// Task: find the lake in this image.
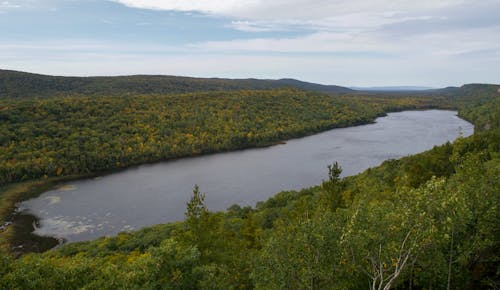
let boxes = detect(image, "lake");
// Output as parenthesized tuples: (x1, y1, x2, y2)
(18, 110, 473, 242)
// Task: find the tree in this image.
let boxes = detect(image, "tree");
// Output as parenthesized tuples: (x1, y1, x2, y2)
(185, 184, 207, 222)
(321, 161, 346, 211)
(183, 185, 209, 247)
(328, 161, 342, 184)
(253, 211, 346, 289)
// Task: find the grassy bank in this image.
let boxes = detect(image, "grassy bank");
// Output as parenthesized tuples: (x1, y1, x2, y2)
(0, 174, 96, 255)
(0, 179, 60, 253)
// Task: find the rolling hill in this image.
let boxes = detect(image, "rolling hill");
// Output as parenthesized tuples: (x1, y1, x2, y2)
(0, 69, 353, 98)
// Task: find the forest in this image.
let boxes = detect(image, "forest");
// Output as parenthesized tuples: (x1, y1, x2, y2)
(0, 88, 443, 187)
(0, 82, 498, 289)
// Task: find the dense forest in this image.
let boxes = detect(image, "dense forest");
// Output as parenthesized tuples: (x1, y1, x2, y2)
(0, 88, 441, 187)
(0, 81, 498, 289)
(0, 70, 352, 98)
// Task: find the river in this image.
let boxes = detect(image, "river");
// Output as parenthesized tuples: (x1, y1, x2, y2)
(18, 110, 473, 242)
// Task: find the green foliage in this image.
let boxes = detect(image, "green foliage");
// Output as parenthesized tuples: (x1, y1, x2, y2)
(459, 97, 500, 131)
(320, 162, 347, 211)
(185, 185, 208, 223)
(0, 88, 433, 187)
(0, 239, 202, 289)
(1, 86, 498, 288)
(327, 161, 342, 183)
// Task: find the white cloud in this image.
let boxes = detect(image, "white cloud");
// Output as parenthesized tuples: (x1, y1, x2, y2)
(110, 0, 261, 16)
(0, 0, 21, 11)
(0, 0, 38, 9)
(108, 0, 479, 40)
(0, 0, 47, 13)
(110, 0, 467, 20)
(191, 24, 500, 57)
(190, 32, 383, 53)
(228, 21, 285, 32)
(225, 13, 437, 33)
(408, 26, 500, 57)
(1, 1, 19, 8)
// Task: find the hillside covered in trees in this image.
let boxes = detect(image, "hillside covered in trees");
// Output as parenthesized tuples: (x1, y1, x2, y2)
(0, 80, 498, 289)
(0, 70, 353, 98)
(0, 88, 444, 187)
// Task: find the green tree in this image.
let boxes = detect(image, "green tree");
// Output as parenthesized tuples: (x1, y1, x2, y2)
(320, 161, 346, 211)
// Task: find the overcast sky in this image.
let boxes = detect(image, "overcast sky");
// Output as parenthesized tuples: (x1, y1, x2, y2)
(1, 0, 499, 87)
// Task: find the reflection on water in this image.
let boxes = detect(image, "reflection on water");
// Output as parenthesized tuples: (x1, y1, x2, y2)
(19, 110, 473, 242)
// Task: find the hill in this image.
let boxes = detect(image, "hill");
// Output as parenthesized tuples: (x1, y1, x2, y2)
(350, 86, 436, 91)
(0, 69, 353, 98)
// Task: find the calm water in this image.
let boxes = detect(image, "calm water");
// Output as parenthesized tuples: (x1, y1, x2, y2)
(18, 110, 473, 242)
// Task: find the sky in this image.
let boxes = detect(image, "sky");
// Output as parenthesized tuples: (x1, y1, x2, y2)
(1, 0, 499, 87)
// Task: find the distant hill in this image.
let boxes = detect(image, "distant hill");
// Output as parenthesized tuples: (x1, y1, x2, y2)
(350, 86, 436, 92)
(0, 69, 353, 98)
(2, 69, 497, 99)
(352, 83, 500, 101)
(273, 78, 353, 94)
(428, 83, 500, 101)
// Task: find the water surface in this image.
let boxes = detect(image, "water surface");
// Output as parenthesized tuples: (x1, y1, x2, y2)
(19, 110, 473, 242)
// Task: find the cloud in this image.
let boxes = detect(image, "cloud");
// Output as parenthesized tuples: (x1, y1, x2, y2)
(228, 21, 285, 32)
(0, 0, 22, 12)
(191, 24, 500, 57)
(109, 0, 493, 40)
(190, 32, 383, 53)
(1, 1, 20, 8)
(110, 0, 260, 16)
(0, 0, 53, 12)
(225, 13, 437, 33)
(110, 0, 466, 20)
(0, 0, 38, 9)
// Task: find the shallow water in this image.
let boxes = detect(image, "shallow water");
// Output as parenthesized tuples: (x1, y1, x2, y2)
(18, 110, 473, 242)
